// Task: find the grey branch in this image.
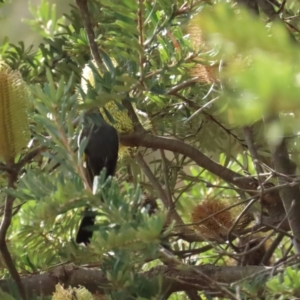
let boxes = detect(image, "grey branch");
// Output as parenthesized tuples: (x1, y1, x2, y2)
(0, 264, 270, 298)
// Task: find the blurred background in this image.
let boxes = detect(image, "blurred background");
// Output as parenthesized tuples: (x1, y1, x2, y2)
(0, 0, 72, 46)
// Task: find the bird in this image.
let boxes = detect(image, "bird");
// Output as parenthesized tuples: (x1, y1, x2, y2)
(76, 115, 119, 245)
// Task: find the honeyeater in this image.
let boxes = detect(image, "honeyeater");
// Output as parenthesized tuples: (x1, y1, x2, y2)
(76, 114, 119, 245)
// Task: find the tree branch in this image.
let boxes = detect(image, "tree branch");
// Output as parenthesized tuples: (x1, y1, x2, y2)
(270, 137, 300, 253)
(257, 0, 279, 20)
(236, 0, 259, 15)
(185, 290, 202, 300)
(120, 130, 287, 228)
(243, 126, 264, 175)
(135, 152, 203, 242)
(0, 169, 27, 300)
(135, 152, 171, 209)
(15, 145, 47, 172)
(75, 0, 103, 68)
(0, 263, 270, 298)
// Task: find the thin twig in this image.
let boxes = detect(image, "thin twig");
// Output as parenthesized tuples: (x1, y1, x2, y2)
(185, 96, 219, 123)
(134, 153, 200, 241)
(150, 125, 174, 209)
(159, 247, 238, 300)
(243, 126, 264, 175)
(261, 232, 284, 265)
(166, 77, 200, 95)
(173, 245, 213, 257)
(15, 145, 47, 171)
(242, 126, 266, 225)
(159, 148, 173, 207)
(137, 0, 145, 84)
(75, 0, 102, 68)
(135, 152, 170, 208)
(277, 0, 286, 14)
(0, 168, 27, 300)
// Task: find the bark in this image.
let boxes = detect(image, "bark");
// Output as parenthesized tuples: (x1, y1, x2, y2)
(257, 0, 279, 20)
(0, 264, 268, 298)
(271, 138, 300, 253)
(236, 0, 259, 15)
(120, 129, 288, 230)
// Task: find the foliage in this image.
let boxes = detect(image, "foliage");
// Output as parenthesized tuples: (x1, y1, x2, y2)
(266, 266, 300, 299)
(0, 0, 300, 299)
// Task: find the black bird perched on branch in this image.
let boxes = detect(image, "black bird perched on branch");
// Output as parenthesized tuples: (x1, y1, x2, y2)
(76, 114, 119, 245)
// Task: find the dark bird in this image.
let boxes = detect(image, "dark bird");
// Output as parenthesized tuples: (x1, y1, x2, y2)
(76, 117, 119, 245)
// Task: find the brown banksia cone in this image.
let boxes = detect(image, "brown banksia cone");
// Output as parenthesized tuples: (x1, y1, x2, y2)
(187, 23, 218, 84)
(191, 199, 233, 240)
(0, 62, 30, 164)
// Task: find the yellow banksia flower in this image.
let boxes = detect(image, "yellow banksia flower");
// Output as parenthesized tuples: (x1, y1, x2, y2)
(100, 100, 134, 134)
(81, 62, 134, 134)
(52, 284, 99, 300)
(81, 61, 145, 160)
(0, 62, 30, 163)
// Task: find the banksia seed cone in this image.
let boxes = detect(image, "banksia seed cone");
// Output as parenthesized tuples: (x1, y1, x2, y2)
(0, 62, 30, 163)
(191, 199, 233, 240)
(187, 23, 218, 84)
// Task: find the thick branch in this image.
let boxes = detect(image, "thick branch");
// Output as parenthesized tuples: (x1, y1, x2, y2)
(0, 264, 269, 298)
(271, 138, 300, 252)
(123, 133, 248, 188)
(120, 130, 286, 227)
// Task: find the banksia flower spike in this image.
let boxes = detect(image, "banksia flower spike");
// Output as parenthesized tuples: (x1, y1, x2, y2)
(81, 61, 146, 160)
(81, 62, 134, 134)
(52, 283, 96, 300)
(0, 62, 30, 164)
